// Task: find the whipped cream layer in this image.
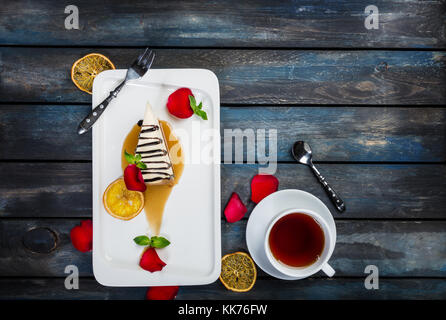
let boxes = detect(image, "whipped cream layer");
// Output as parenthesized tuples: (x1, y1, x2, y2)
(135, 102, 174, 185)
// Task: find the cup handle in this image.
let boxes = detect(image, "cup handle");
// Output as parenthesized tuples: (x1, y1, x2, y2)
(321, 263, 335, 277)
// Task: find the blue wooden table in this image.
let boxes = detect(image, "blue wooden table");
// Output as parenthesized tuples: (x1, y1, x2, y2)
(0, 0, 445, 300)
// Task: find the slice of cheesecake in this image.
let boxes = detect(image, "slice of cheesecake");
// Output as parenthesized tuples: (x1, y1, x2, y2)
(135, 102, 174, 185)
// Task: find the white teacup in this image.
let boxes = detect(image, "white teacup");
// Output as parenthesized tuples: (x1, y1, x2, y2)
(264, 208, 335, 278)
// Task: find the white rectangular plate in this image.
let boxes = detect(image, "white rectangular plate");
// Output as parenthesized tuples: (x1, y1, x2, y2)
(92, 69, 221, 286)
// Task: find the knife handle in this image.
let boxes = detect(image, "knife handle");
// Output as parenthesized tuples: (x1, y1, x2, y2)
(77, 81, 125, 134)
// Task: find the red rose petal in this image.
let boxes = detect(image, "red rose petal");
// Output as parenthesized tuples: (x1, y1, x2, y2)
(146, 286, 179, 300)
(70, 219, 93, 252)
(224, 192, 247, 223)
(166, 88, 194, 119)
(139, 247, 167, 272)
(251, 174, 279, 203)
(124, 164, 147, 192)
(80, 220, 92, 236)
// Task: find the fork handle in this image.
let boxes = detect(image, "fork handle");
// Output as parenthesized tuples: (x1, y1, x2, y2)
(77, 81, 125, 134)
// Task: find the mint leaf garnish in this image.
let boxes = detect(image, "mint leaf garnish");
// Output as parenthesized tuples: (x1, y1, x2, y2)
(150, 236, 171, 248)
(133, 235, 150, 246)
(189, 95, 208, 120)
(124, 150, 135, 164)
(136, 162, 147, 170)
(133, 235, 170, 248)
(125, 150, 147, 169)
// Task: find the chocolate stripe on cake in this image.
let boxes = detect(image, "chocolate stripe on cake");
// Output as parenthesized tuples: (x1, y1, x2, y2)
(135, 102, 175, 185)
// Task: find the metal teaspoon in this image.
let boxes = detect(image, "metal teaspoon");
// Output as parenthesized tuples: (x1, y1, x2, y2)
(291, 141, 346, 213)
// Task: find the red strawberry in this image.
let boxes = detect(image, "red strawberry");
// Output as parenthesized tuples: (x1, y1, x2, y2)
(251, 174, 279, 203)
(124, 164, 146, 192)
(224, 192, 247, 223)
(167, 88, 194, 119)
(139, 247, 166, 272)
(70, 219, 93, 252)
(146, 286, 179, 300)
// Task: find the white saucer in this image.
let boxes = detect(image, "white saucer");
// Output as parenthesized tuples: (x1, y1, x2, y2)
(246, 189, 336, 280)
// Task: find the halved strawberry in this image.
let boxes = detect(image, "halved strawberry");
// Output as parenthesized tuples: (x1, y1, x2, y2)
(139, 247, 166, 272)
(70, 219, 93, 252)
(124, 164, 146, 192)
(146, 286, 179, 300)
(251, 174, 279, 203)
(224, 192, 247, 223)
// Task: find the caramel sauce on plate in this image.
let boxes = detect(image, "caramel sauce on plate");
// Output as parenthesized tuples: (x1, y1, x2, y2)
(122, 120, 184, 235)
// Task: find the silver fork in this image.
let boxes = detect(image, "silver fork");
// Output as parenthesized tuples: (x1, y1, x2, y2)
(77, 48, 155, 134)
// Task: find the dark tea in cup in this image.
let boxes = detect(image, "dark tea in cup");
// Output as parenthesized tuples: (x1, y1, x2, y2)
(268, 213, 325, 267)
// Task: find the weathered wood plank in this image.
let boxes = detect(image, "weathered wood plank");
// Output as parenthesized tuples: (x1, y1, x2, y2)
(1, 105, 445, 162)
(0, 163, 91, 218)
(222, 107, 446, 162)
(221, 164, 446, 219)
(222, 219, 446, 278)
(0, 219, 445, 277)
(0, 277, 445, 300)
(1, 48, 445, 105)
(0, 105, 91, 160)
(1, 0, 444, 48)
(1, 163, 445, 219)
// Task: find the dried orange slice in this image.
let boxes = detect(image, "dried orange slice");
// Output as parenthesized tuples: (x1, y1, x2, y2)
(71, 53, 115, 94)
(103, 178, 144, 220)
(220, 252, 257, 292)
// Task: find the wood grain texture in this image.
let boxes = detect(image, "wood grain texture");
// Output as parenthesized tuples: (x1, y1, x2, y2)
(0, 278, 445, 300)
(0, 105, 91, 160)
(0, 163, 91, 218)
(0, 218, 445, 278)
(1, 0, 445, 48)
(221, 164, 446, 219)
(1, 48, 445, 105)
(0, 0, 445, 302)
(221, 106, 446, 162)
(1, 105, 445, 162)
(1, 163, 445, 219)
